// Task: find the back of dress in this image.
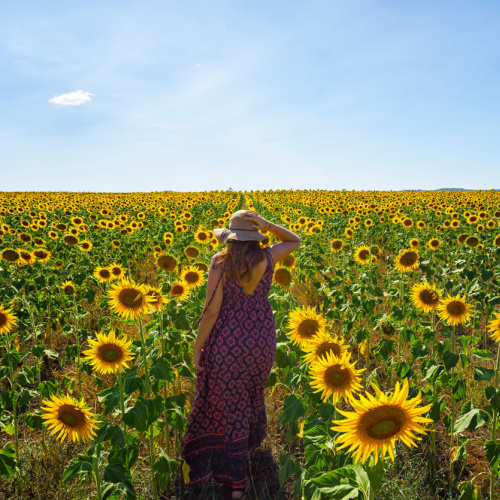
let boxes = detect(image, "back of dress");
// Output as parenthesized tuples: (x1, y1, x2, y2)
(182, 247, 277, 489)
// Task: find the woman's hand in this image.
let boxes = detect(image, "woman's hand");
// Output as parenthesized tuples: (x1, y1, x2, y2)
(193, 348, 205, 372)
(243, 211, 270, 230)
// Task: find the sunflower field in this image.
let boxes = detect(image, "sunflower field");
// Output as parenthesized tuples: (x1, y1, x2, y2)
(1, 190, 500, 500)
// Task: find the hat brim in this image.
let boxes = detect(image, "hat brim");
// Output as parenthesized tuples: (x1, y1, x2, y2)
(213, 227, 268, 243)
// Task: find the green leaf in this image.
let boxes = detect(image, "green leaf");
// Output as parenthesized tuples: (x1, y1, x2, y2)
(443, 352, 459, 371)
(429, 398, 446, 423)
(103, 464, 130, 484)
(98, 386, 121, 415)
(277, 395, 307, 425)
(474, 366, 495, 382)
(458, 480, 481, 500)
(454, 403, 488, 433)
(63, 454, 93, 483)
(485, 386, 500, 412)
(484, 440, 500, 471)
(123, 401, 148, 433)
(452, 435, 468, 462)
(0, 443, 16, 480)
(471, 348, 493, 361)
(26, 413, 44, 431)
(153, 452, 179, 490)
(452, 379, 467, 401)
(150, 357, 175, 382)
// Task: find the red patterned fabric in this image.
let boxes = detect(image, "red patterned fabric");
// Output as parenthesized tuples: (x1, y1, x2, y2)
(181, 248, 276, 488)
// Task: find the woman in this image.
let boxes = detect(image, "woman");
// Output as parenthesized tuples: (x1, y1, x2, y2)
(181, 209, 301, 500)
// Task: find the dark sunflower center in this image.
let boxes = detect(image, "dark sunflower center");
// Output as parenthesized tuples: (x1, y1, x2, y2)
(58, 405, 85, 428)
(400, 252, 418, 267)
(99, 270, 111, 279)
(184, 272, 200, 284)
(325, 365, 349, 387)
(358, 249, 370, 261)
(97, 344, 123, 362)
(111, 267, 122, 276)
(282, 256, 295, 267)
(316, 342, 341, 358)
(172, 285, 184, 295)
(447, 301, 465, 316)
(198, 233, 207, 241)
(420, 289, 439, 305)
(0, 313, 7, 327)
(158, 255, 176, 271)
(186, 248, 199, 257)
(64, 236, 78, 245)
(362, 406, 405, 440)
(118, 289, 143, 310)
(3, 250, 19, 261)
(466, 237, 479, 247)
(275, 268, 291, 286)
(298, 319, 320, 339)
(431, 240, 439, 247)
(332, 241, 342, 250)
(64, 286, 74, 295)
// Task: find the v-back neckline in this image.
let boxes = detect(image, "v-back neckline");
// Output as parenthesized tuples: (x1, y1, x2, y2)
(235, 256, 269, 296)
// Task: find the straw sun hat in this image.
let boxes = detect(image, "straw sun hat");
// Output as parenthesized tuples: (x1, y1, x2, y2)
(213, 210, 269, 243)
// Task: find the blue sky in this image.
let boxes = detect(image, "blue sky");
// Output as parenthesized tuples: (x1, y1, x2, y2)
(1, 0, 499, 191)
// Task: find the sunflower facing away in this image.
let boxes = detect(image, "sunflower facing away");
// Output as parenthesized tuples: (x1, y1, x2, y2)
(157, 253, 177, 272)
(309, 351, 364, 405)
(410, 282, 442, 314)
(273, 267, 292, 287)
(437, 293, 474, 326)
(82, 329, 134, 374)
(169, 280, 192, 302)
(0, 304, 18, 335)
(331, 378, 433, 465)
(394, 249, 419, 273)
(287, 306, 327, 348)
(488, 312, 500, 342)
(41, 394, 100, 443)
(107, 278, 152, 320)
(180, 266, 205, 289)
(301, 331, 348, 365)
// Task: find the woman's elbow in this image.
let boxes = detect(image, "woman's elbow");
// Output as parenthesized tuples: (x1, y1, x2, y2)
(205, 306, 220, 319)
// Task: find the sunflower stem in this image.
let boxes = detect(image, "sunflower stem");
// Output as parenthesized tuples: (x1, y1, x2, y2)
(117, 371, 128, 447)
(430, 311, 437, 472)
(93, 455, 102, 500)
(490, 346, 500, 500)
(449, 325, 456, 494)
(6, 332, 21, 499)
(158, 310, 170, 453)
(73, 296, 82, 398)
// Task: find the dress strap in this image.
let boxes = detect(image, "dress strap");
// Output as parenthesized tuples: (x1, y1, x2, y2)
(185, 267, 224, 336)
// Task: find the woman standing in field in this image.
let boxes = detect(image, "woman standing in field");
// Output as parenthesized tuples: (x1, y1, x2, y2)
(181, 209, 301, 499)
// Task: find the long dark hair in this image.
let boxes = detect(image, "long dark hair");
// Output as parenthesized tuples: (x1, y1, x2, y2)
(215, 240, 266, 283)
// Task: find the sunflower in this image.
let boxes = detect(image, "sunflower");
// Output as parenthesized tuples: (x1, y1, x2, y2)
(330, 239, 344, 253)
(107, 278, 152, 320)
(109, 262, 124, 279)
(331, 378, 433, 465)
(79, 240, 92, 252)
(61, 281, 76, 296)
(193, 261, 208, 272)
(180, 266, 205, 289)
(394, 249, 419, 273)
(309, 351, 364, 404)
(169, 280, 191, 302)
(280, 254, 297, 269)
(410, 282, 442, 314)
(144, 285, 166, 311)
(457, 233, 469, 244)
(302, 331, 348, 365)
(354, 246, 374, 265)
(273, 267, 292, 287)
(409, 238, 419, 249)
(19, 250, 35, 265)
(194, 229, 210, 245)
(465, 235, 480, 247)
(157, 253, 177, 272)
(0, 305, 18, 335)
(48, 231, 59, 240)
(41, 394, 100, 443)
(437, 293, 473, 326)
(82, 330, 134, 374)
(111, 240, 121, 248)
(184, 246, 200, 259)
(345, 228, 354, 238)
(63, 234, 79, 246)
(487, 312, 500, 342)
(1, 248, 20, 263)
(426, 238, 440, 250)
(494, 234, 500, 247)
(93, 266, 113, 283)
(33, 249, 51, 263)
(287, 306, 327, 348)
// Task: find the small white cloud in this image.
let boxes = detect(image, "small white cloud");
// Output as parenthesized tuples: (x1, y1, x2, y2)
(49, 90, 94, 106)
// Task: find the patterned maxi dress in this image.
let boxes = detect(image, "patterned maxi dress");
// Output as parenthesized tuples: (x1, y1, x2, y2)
(181, 248, 277, 489)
